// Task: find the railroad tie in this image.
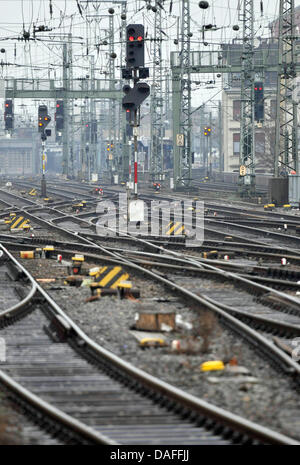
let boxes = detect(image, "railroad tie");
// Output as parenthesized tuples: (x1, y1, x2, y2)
(94, 266, 129, 289)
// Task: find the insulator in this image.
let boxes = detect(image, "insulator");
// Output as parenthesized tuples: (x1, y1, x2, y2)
(199, 1, 209, 9)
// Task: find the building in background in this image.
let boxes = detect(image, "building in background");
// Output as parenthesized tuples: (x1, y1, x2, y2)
(0, 128, 39, 176)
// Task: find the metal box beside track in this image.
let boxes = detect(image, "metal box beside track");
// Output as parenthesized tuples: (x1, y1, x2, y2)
(288, 175, 300, 207)
(269, 178, 288, 206)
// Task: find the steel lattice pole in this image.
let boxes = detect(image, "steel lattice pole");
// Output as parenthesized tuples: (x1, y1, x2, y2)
(239, 0, 255, 195)
(274, 0, 297, 177)
(150, 0, 164, 182)
(179, 0, 191, 187)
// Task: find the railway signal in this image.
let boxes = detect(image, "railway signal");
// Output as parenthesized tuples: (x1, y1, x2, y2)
(122, 82, 150, 123)
(38, 105, 51, 134)
(126, 24, 145, 68)
(4, 99, 13, 131)
(55, 100, 64, 132)
(254, 82, 264, 123)
(204, 126, 211, 136)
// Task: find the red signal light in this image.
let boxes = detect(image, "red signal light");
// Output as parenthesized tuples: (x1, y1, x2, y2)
(129, 36, 134, 41)
(86, 124, 89, 127)
(56, 104, 60, 108)
(5, 103, 9, 107)
(254, 87, 258, 90)
(259, 87, 262, 90)
(137, 36, 143, 41)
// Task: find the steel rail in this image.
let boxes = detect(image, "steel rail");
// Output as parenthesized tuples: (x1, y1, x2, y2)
(1, 243, 298, 445)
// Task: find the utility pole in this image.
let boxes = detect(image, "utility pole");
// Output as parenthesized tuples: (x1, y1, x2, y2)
(275, 0, 297, 176)
(209, 111, 212, 177)
(119, 5, 129, 182)
(239, 0, 255, 196)
(175, 0, 192, 189)
(150, 0, 164, 182)
(90, 55, 97, 177)
(62, 41, 70, 177)
(109, 17, 116, 182)
(68, 34, 74, 179)
(218, 100, 223, 172)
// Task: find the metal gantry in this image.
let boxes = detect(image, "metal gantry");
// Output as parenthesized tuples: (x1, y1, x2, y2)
(239, 0, 255, 195)
(275, 0, 298, 176)
(150, 0, 164, 182)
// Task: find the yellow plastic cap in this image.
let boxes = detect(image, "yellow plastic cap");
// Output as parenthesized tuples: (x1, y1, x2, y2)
(200, 360, 225, 371)
(140, 338, 165, 346)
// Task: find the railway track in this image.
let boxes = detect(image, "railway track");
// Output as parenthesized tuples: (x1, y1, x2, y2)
(2, 244, 297, 444)
(2, 181, 300, 441)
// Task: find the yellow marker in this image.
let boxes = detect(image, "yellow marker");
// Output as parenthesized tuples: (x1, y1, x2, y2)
(94, 266, 129, 289)
(283, 204, 291, 208)
(11, 217, 29, 229)
(200, 360, 225, 372)
(43, 246, 54, 252)
(72, 254, 84, 262)
(20, 251, 34, 259)
(140, 338, 165, 347)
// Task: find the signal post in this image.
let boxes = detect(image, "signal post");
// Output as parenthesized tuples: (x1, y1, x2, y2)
(122, 24, 150, 199)
(38, 105, 51, 197)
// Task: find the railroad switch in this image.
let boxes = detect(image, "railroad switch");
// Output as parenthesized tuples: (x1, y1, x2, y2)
(44, 314, 73, 343)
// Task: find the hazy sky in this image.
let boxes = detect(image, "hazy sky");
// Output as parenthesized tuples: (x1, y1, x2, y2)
(0, 0, 298, 116)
